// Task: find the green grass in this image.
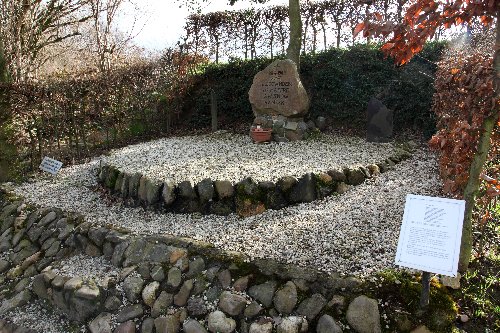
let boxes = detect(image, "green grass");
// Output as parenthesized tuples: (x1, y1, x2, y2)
(363, 270, 458, 332)
(454, 214, 500, 332)
(365, 225, 499, 333)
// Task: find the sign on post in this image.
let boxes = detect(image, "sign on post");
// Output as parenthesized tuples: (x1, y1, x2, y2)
(395, 194, 465, 277)
(395, 194, 465, 308)
(39, 156, 63, 175)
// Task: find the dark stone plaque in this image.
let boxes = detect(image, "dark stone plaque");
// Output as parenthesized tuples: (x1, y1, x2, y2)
(367, 97, 393, 143)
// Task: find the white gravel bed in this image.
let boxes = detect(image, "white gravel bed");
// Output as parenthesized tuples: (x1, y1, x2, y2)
(102, 132, 396, 183)
(50, 254, 119, 282)
(8, 139, 443, 277)
(0, 300, 83, 333)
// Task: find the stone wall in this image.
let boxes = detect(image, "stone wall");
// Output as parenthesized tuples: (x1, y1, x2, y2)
(0, 192, 385, 333)
(99, 148, 412, 217)
(0, 184, 454, 333)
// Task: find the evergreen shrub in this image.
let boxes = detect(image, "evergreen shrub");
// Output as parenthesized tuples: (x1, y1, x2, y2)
(180, 42, 445, 136)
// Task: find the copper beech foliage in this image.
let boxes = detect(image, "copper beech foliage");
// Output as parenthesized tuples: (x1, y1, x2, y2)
(428, 50, 499, 196)
(355, 0, 500, 65)
(356, 0, 499, 194)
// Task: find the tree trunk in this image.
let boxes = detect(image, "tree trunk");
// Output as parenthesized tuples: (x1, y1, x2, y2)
(322, 24, 327, 50)
(365, 5, 372, 44)
(251, 26, 258, 59)
(270, 30, 274, 58)
(397, 0, 403, 22)
(336, 24, 341, 48)
(0, 41, 8, 84)
(215, 35, 220, 64)
(458, 10, 500, 272)
(280, 29, 286, 55)
(0, 40, 15, 182)
(383, 0, 389, 21)
(494, 11, 500, 108)
(286, 0, 302, 70)
(244, 26, 248, 60)
(302, 17, 309, 54)
(312, 24, 317, 53)
(0, 42, 9, 118)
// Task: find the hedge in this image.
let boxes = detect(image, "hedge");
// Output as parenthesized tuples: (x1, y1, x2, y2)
(179, 42, 445, 137)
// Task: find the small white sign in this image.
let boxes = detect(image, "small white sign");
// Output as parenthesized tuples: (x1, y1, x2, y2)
(39, 156, 63, 175)
(395, 194, 465, 277)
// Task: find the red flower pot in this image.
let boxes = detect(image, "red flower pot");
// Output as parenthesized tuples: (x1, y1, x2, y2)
(250, 128, 272, 143)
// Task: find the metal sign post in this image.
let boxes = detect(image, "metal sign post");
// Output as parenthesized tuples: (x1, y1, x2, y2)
(420, 271, 431, 308)
(211, 90, 218, 132)
(395, 194, 466, 310)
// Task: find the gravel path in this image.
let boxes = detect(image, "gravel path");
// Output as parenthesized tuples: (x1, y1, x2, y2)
(10, 136, 443, 277)
(1, 300, 82, 333)
(102, 132, 395, 183)
(51, 254, 120, 282)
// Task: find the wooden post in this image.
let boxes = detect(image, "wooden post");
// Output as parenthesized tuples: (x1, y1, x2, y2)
(166, 108, 171, 134)
(420, 271, 431, 308)
(211, 90, 217, 132)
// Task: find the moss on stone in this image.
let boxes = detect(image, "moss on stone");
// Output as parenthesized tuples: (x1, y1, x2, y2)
(426, 282, 458, 331)
(367, 270, 458, 332)
(227, 260, 257, 279)
(98, 165, 109, 184)
(314, 173, 336, 199)
(105, 167, 120, 189)
(235, 177, 264, 202)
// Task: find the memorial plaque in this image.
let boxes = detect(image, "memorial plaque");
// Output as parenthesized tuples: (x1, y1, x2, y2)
(395, 194, 465, 277)
(249, 59, 309, 118)
(39, 156, 63, 175)
(367, 97, 393, 143)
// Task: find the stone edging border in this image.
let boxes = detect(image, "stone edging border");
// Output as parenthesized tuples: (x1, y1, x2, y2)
(0, 167, 451, 333)
(98, 147, 413, 217)
(0, 189, 383, 333)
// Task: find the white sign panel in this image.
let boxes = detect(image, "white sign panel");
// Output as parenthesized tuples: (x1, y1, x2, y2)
(395, 194, 465, 277)
(39, 156, 63, 175)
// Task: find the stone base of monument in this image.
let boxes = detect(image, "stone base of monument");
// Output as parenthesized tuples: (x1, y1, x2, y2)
(252, 114, 311, 142)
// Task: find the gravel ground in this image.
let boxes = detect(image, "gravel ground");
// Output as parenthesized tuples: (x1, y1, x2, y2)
(9, 135, 443, 277)
(51, 254, 120, 283)
(102, 132, 395, 183)
(1, 300, 83, 333)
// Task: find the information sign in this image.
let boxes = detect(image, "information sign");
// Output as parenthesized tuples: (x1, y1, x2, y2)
(395, 194, 465, 277)
(39, 156, 63, 175)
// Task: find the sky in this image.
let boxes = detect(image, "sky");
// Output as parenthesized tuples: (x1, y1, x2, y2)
(118, 0, 288, 52)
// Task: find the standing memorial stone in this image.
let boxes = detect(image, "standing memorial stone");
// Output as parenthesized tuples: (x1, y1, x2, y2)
(249, 59, 309, 117)
(366, 97, 393, 143)
(249, 59, 310, 141)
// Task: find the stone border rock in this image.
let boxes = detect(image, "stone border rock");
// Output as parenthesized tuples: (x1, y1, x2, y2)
(0, 192, 383, 333)
(0, 180, 447, 333)
(98, 148, 413, 217)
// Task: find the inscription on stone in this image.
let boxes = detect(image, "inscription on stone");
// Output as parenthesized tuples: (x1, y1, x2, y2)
(249, 59, 309, 118)
(261, 66, 291, 107)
